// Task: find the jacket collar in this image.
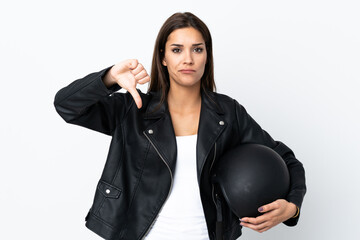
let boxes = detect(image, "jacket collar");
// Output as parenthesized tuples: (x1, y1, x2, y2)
(196, 90, 226, 182)
(142, 89, 227, 183)
(143, 89, 224, 119)
(143, 91, 166, 120)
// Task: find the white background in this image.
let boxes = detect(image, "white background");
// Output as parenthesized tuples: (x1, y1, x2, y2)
(1, 0, 359, 239)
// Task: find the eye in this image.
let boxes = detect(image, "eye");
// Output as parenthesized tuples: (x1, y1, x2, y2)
(194, 47, 204, 53)
(172, 48, 181, 53)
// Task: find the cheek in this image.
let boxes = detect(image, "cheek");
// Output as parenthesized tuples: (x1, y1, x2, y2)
(165, 61, 177, 78)
(168, 60, 180, 72)
(167, 63, 177, 74)
(199, 53, 207, 65)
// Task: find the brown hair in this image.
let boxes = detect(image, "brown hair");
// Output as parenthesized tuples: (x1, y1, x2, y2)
(148, 12, 216, 105)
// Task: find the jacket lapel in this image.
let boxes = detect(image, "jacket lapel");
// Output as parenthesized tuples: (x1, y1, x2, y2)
(143, 92, 177, 174)
(142, 90, 227, 180)
(196, 90, 227, 182)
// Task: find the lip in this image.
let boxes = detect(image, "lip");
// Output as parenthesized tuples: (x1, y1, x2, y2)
(179, 69, 196, 73)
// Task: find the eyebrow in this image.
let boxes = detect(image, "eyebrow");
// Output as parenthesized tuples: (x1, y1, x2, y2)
(170, 43, 205, 47)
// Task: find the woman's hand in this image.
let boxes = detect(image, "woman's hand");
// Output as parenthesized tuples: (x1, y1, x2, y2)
(103, 59, 150, 109)
(239, 199, 297, 233)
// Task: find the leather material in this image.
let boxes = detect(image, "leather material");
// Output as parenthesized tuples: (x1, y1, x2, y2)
(54, 67, 306, 240)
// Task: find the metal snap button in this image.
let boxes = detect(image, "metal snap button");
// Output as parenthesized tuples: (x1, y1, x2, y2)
(148, 129, 154, 134)
(219, 121, 224, 126)
(105, 189, 111, 194)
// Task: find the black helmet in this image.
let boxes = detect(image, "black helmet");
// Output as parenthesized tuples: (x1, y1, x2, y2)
(212, 144, 290, 218)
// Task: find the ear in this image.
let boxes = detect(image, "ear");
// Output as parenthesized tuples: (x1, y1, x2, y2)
(162, 58, 167, 66)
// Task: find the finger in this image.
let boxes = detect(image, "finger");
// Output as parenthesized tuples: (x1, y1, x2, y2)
(240, 221, 269, 232)
(138, 75, 151, 84)
(134, 69, 149, 81)
(259, 227, 271, 233)
(240, 215, 266, 225)
(128, 87, 142, 109)
(131, 63, 144, 76)
(258, 226, 271, 233)
(240, 217, 251, 223)
(125, 59, 139, 70)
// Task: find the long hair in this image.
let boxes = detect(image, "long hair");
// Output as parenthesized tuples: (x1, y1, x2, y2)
(148, 12, 216, 106)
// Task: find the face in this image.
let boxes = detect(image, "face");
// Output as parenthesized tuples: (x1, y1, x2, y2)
(162, 27, 207, 89)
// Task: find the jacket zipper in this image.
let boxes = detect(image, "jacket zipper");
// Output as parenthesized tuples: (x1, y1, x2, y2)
(209, 142, 222, 239)
(140, 131, 174, 240)
(209, 143, 217, 207)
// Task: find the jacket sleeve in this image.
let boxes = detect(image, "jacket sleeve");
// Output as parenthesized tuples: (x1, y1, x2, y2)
(234, 99, 306, 226)
(54, 67, 133, 136)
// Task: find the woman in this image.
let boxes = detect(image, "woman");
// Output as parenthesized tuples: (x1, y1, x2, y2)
(54, 12, 306, 240)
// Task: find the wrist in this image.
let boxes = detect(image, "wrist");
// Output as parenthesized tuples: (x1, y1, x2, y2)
(292, 205, 300, 218)
(103, 68, 117, 88)
(288, 201, 299, 218)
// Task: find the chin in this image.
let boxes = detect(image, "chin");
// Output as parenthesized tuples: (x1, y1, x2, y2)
(180, 74, 202, 84)
(178, 79, 201, 88)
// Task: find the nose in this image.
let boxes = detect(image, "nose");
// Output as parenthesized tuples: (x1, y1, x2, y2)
(183, 50, 194, 65)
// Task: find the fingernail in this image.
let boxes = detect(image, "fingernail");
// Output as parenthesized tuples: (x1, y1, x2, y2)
(258, 207, 264, 212)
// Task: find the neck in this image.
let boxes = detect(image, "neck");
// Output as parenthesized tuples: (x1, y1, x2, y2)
(167, 84, 201, 113)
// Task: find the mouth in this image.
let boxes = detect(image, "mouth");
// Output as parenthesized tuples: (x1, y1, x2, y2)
(179, 69, 196, 74)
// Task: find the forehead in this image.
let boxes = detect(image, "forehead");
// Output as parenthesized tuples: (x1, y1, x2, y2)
(166, 27, 205, 45)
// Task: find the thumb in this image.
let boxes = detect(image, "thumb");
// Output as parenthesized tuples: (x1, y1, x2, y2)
(258, 203, 272, 213)
(128, 87, 142, 109)
(258, 200, 280, 213)
(258, 205, 266, 213)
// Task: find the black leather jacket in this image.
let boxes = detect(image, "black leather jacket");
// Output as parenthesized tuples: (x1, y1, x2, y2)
(54, 67, 306, 240)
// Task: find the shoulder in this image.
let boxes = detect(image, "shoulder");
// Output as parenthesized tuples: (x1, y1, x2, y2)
(212, 91, 236, 103)
(210, 91, 246, 111)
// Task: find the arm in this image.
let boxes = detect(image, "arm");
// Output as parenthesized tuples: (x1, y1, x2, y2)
(54, 66, 123, 135)
(54, 59, 150, 135)
(234, 100, 306, 231)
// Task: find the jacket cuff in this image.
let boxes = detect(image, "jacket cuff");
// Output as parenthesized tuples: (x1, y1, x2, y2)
(98, 66, 121, 93)
(283, 205, 301, 226)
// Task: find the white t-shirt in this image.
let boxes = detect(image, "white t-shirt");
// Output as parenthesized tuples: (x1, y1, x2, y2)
(144, 134, 209, 240)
